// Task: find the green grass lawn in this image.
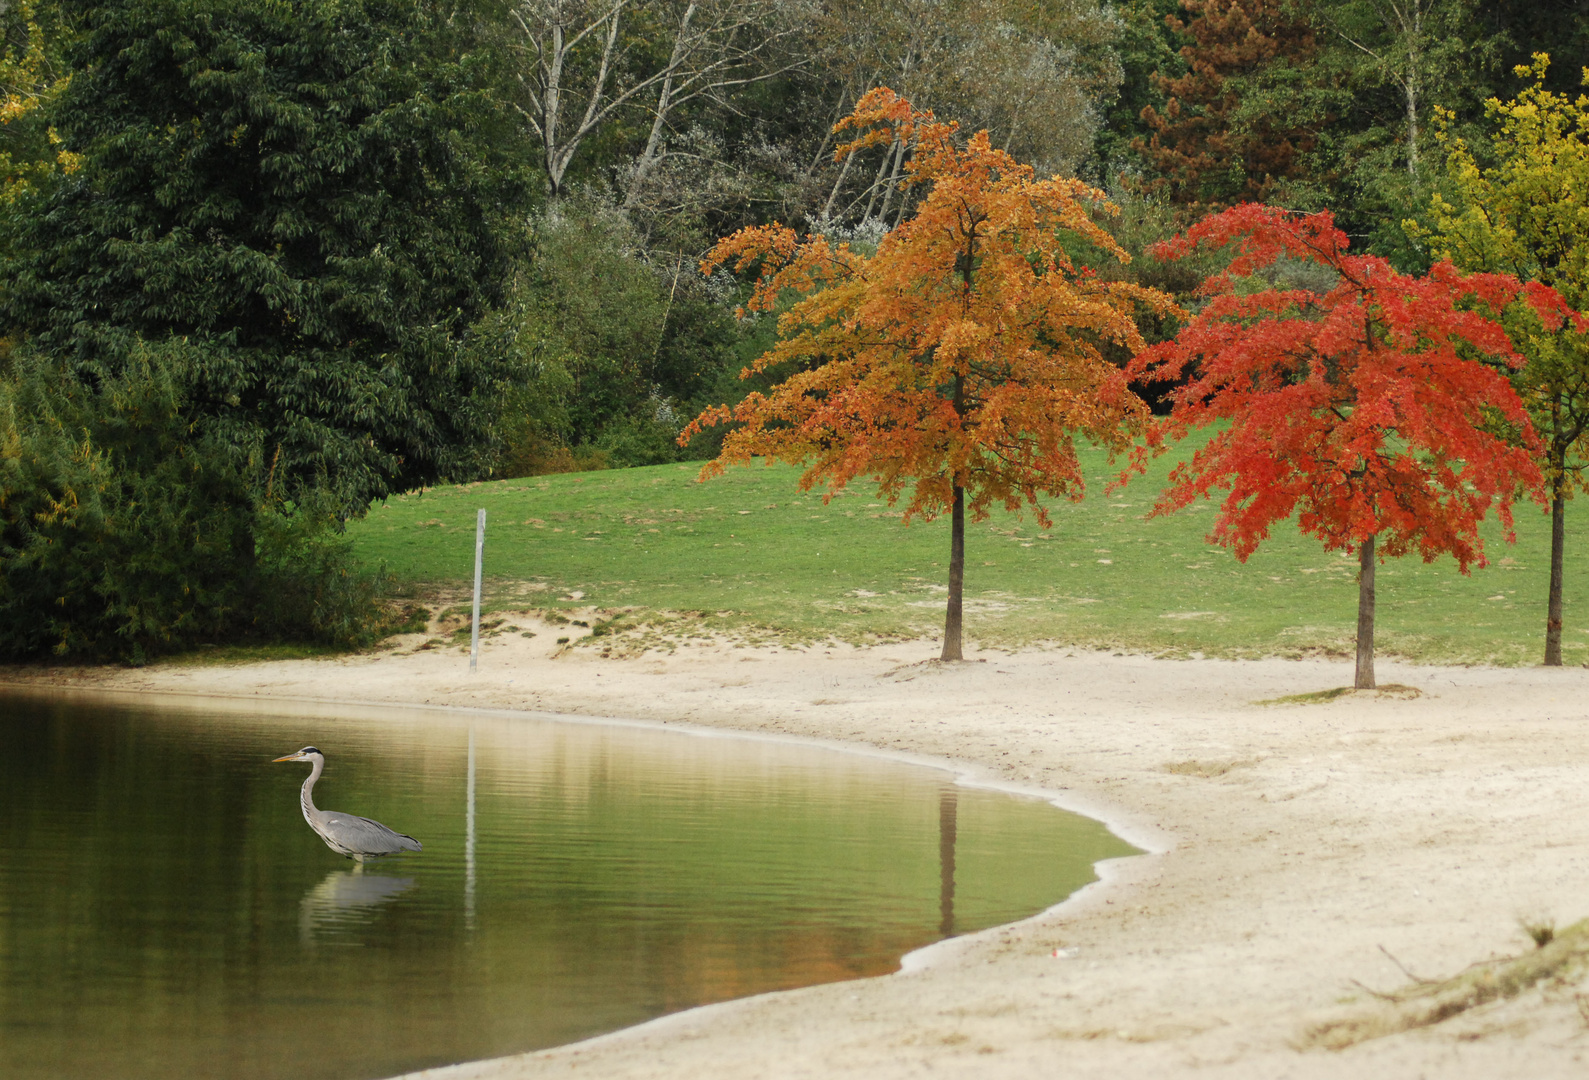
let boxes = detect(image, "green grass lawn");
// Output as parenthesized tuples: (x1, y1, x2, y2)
(347, 443, 1589, 666)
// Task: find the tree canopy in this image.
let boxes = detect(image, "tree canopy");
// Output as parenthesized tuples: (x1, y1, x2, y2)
(683, 88, 1175, 658)
(3, 0, 527, 509)
(5, 0, 1589, 658)
(1121, 203, 1559, 685)
(1419, 52, 1589, 663)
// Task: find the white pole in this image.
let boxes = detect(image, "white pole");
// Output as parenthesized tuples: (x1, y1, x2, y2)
(470, 509, 486, 672)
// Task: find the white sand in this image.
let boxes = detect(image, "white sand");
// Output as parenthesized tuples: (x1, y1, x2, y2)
(12, 620, 1589, 1078)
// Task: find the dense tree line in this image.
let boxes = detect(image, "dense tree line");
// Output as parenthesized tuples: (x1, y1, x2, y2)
(1, 0, 1586, 659)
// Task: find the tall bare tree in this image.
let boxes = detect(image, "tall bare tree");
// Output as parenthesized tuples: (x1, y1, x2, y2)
(511, 0, 803, 199)
(805, 0, 1120, 231)
(1325, 0, 1481, 179)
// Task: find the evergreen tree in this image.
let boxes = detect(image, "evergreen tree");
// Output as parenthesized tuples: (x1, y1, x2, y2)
(1136, 0, 1321, 210)
(1094, 0, 1186, 181)
(2, 0, 528, 509)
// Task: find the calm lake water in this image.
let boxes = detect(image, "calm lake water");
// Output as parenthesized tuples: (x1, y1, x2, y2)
(0, 689, 1135, 1080)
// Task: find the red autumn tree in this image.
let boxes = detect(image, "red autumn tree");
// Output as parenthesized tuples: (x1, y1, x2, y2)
(1119, 203, 1561, 688)
(681, 88, 1177, 661)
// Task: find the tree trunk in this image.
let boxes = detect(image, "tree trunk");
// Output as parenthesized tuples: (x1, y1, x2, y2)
(859, 136, 896, 223)
(1405, 0, 1422, 178)
(821, 148, 856, 220)
(525, 3, 627, 201)
(1355, 533, 1377, 689)
(623, 3, 695, 210)
(875, 135, 907, 225)
(941, 361, 968, 662)
(541, 22, 566, 198)
(942, 482, 965, 661)
(1405, 78, 1420, 177)
(1546, 478, 1567, 666)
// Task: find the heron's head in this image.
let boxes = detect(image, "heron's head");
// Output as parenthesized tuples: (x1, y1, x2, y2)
(273, 746, 322, 763)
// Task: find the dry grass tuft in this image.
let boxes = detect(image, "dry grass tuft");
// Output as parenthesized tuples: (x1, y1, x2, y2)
(1520, 915, 1557, 949)
(1301, 919, 1589, 1051)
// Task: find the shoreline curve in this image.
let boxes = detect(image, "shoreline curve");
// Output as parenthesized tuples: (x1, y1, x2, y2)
(4, 635, 1588, 1078)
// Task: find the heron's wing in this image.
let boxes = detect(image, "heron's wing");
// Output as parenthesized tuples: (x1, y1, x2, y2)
(320, 811, 423, 854)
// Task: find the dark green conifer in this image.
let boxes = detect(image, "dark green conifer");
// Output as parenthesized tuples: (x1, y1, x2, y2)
(4, 0, 527, 508)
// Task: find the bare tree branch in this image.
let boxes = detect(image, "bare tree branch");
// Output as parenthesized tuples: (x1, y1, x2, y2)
(512, 0, 809, 200)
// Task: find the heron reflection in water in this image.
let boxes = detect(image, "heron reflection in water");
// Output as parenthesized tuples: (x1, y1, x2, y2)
(273, 746, 422, 863)
(299, 868, 415, 942)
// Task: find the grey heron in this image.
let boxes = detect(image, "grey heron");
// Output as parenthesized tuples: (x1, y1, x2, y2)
(273, 747, 422, 862)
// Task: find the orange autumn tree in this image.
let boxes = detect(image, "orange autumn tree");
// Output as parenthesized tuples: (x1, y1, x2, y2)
(680, 88, 1176, 660)
(1119, 204, 1562, 688)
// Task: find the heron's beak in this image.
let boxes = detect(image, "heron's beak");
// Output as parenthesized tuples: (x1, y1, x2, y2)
(272, 753, 302, 762)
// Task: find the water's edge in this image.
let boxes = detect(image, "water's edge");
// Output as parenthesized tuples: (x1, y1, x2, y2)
(0, 680, 1172, 1078)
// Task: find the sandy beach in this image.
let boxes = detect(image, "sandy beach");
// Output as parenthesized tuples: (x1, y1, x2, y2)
(9, 617, 1589, 1079)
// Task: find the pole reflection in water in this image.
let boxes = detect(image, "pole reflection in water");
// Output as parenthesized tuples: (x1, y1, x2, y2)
(299, 869, 415, 942)
(0, 690, 1137, 1080)
(466, 724, 477, 931)
(939, 785, 957, 938)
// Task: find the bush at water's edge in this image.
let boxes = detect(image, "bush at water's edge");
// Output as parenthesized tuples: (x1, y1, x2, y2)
(0, 342, 392, 664)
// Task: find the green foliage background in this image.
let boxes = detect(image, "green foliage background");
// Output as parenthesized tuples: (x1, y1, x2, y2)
(2, 0, 1588, 659)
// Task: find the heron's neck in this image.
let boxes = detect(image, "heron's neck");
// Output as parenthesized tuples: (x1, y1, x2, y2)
(300, 756, 323, 819)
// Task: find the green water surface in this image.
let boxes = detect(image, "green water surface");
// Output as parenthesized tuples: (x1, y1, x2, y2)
(0, 690, 1136, 1080)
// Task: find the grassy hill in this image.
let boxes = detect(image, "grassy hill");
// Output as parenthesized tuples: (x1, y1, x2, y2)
(347, 444, 1588, 666)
